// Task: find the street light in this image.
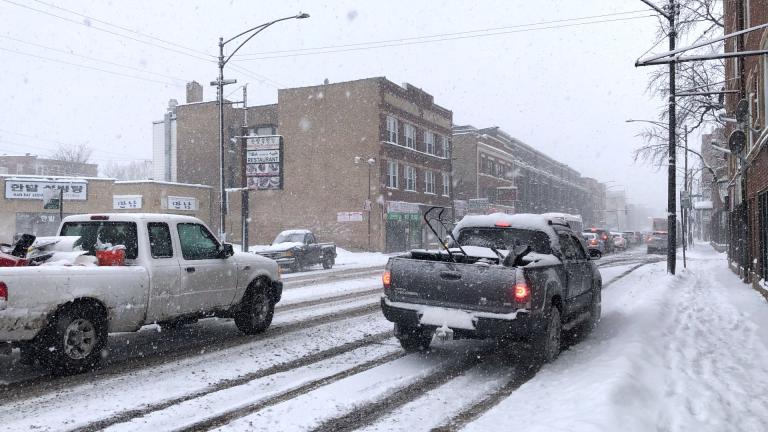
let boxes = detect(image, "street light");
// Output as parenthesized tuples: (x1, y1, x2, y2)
(625, 118, 669, 129)
(355, 156, 376, 250)
(211, 12, 310, 241)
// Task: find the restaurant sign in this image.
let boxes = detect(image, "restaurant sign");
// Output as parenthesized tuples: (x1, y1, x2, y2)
(5, 179, 87, 200)
(244, 135, 283, 190)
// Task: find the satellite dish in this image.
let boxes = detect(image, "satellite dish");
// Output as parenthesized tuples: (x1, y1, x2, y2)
(735, 99, 749, 123)
(728, 129, 746, 154)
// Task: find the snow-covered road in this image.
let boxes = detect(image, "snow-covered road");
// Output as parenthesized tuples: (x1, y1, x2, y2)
(2, 245, 763, 432)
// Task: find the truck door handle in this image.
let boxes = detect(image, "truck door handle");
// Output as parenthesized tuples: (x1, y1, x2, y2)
(439, 271, 462, 280)
(185, 267, 195, 273)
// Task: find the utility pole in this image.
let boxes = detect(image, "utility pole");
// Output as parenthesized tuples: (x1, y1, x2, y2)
(241, 84, 249, 252)
(666, 0, 677, 275)
(682, 125, 688, 268)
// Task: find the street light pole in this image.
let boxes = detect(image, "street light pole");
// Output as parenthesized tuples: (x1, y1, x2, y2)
(212, 12, 310, 242)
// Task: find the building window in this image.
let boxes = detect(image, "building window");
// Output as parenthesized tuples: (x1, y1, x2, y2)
(425, 170, 435, 194)
(386, 116, 398, 143)
(442, 136, 451, 159)
(442, 173, 450, 196)
(425, 131, 435, 155)
(405, 166, 417, 191)
(404, 123, 415, 148)
(387, 160, 399, 189)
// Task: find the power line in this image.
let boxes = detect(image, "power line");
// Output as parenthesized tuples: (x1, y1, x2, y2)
(0, 129, 150, 159)
(0, 0, 214, 63)
(4, 0, 287, 88)
(29, 0, 213, 58)
(0, 46, 184, 87)
(237, 10, 656, 59)
(0, 34, 188, 83)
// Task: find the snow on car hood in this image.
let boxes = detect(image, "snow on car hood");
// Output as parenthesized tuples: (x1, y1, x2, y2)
(251, 242, 304, 253)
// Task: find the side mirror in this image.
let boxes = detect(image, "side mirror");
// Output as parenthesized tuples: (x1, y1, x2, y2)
(220, 243, 235, 258)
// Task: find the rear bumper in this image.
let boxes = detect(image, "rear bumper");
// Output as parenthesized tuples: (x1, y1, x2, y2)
(380, 297, 543, 340)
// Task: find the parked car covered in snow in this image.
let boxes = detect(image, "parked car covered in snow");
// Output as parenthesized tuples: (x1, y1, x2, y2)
(255, 229, 337, 272)
(647, 231, 669, 254)
(380, 210, 602, 365)
(0, 213, 282, 373)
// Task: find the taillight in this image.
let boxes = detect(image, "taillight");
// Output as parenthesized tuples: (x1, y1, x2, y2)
(509, 282, 530, 304)
(382, 270, 391, 290)
(590, 239, 597, 245)
(0, 282, 7, 307)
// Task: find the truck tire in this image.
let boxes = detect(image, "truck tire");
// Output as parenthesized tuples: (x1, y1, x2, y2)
(322, 256, 334, 269)
(586, 287, 602, 330)
(40, 303, 108, 374)
(394, 323, 432, 352)
(235, 282, 275, 335)
(290, 259, 302, 273)
(531, 306, 562, 365)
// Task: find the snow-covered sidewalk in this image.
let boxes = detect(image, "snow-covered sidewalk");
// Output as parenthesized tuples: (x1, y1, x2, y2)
(466, 243, 768, 432)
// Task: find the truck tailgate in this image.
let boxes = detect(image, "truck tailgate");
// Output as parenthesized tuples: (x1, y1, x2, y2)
(388, 257, 516, 313)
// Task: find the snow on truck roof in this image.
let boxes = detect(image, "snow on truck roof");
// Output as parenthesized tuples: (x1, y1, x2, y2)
(278, 229, 312, 235)
(62, 213, 204, 223)
(453, 213, 560, 246)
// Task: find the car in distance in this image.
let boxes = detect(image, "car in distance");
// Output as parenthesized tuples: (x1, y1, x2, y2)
(582, 232, 605, 258)
(255, 229, 337, 272)
(647, 231, 669, 254)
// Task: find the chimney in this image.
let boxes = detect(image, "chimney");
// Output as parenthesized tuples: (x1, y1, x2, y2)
(186, 81, 203, 103)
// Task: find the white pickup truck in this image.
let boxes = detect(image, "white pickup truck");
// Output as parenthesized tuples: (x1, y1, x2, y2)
(0, 213, 281, 373)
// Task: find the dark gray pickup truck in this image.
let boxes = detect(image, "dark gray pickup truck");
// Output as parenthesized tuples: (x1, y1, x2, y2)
(255, 229, 337, 272)
(380, 211, 602, 364)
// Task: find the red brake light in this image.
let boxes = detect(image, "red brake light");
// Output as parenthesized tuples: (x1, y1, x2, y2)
(382, 270, 391, 289)
(0, 282, 7, 301)
(590, 228, 597, 232)
(90, 215, 109, 220)
(495, 221, 511, 227)
(511, 283, 530, 303)
(590, 239, 597, 245)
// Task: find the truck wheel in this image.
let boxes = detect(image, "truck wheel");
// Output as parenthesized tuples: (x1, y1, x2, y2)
(587, 287, 602, 330)
(322, 256, 334, 269)
(531, 306, 561, 365)
(235, 284, 275, 335)
(290, 259, 302, 273)
(41, 304, 108, 374)
(394, 323, 432, 352)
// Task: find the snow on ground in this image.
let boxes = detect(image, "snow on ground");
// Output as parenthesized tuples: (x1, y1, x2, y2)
(464, 243, 768, 432)
(280, 275, 381, 305)
(214, 341, 487, 432)
(0, 314, 392, 431)
(104, 341, 402, 432)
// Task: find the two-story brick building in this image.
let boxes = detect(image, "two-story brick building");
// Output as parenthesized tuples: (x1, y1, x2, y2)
(166, 77, 452, 252)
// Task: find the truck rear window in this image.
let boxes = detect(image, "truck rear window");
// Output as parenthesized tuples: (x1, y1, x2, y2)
(456, 228, 551, 254)
(61, 222, 139, 259)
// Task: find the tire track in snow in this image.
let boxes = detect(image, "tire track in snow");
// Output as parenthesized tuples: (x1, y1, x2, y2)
(308, 355, 485, 432)
(177, 351, 410, 432)
(72, 331, 396, 432)
(0, 302, 380, 401)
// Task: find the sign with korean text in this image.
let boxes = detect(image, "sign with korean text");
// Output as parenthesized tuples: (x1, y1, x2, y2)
(245, 135, 283, 190)
(113, 195, 143, 210)
(337, 211, 364, 222)
(5, 179, 87, 200)
(387, 201, 420, 214)
(167, 196, 197, 211)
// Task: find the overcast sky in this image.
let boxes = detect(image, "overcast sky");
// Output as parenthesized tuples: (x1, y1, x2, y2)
(0, 0, 698, 212)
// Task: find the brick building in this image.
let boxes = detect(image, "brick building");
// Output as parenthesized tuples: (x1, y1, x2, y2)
(0, 154, 98, 177)
(165, 77, 452, 252)
(452, 125, 596, 221)
(723, 0, 768, 285)
(580, 177, 607, 228)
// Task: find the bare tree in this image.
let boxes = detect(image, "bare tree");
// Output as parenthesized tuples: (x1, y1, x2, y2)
(102, 160, 152, 180)
(50, 143, 93, 164)
(635, 0, 725, 167)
